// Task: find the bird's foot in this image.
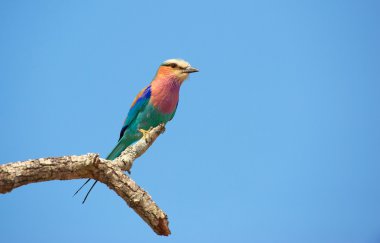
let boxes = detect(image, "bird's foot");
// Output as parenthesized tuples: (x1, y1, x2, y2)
(138, 127, 153, 143)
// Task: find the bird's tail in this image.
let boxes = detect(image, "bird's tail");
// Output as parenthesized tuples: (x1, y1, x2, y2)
(73, 179, 98, 204)
(73, 136, 133, 203)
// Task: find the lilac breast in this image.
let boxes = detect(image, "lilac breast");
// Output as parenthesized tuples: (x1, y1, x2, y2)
(150, 77, 180, 114)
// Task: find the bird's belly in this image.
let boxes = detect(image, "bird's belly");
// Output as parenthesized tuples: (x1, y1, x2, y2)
(127, 105, 173, 141)
(139, 105, 172, 128)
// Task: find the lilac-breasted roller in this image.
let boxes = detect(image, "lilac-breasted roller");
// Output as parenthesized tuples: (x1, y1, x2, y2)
(74, 59, 198, 203)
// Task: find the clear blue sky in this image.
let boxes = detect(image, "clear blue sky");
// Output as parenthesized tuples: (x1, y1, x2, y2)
(1, 1, 379, 242)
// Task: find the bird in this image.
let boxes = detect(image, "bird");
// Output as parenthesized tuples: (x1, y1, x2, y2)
(74, 58, 198, 203)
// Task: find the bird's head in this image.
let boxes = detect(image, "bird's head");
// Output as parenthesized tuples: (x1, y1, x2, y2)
(156, 58, 199, 83)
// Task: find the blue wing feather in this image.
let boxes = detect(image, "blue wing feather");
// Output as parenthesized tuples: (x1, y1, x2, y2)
(119, 85, 151, 140)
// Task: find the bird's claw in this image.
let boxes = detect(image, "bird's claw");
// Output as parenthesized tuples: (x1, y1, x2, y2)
(138, 127, 153, 143)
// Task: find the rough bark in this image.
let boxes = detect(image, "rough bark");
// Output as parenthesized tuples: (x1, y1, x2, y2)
(0, 124, 170, 236)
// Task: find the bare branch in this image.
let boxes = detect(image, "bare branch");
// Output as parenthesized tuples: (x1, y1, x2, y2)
(0, 124, 170, 236)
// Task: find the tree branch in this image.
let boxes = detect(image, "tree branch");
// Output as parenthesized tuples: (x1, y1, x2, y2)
(0, 124, 170, 236)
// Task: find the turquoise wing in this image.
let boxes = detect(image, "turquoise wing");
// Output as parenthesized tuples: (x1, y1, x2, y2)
(106, 85, 151, 160)
(119, 85, 151, 140)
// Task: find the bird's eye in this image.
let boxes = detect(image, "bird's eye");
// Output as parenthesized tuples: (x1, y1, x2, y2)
(170, 63, 177, 68)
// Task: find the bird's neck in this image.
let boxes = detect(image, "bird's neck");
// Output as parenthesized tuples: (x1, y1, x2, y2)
(150, 75, 181, 114)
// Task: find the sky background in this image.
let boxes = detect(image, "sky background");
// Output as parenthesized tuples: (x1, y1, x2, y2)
(1, 1, 380, 243)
